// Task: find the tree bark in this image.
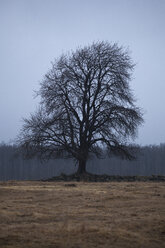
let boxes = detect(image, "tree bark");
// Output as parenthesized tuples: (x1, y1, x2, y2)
(77, 159, 87, 174)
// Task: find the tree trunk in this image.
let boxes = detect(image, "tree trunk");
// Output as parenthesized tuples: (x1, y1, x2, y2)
(77, 159, 87, 174)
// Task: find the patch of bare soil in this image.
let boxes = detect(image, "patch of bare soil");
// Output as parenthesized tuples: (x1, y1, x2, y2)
(0, 181, 165, 248)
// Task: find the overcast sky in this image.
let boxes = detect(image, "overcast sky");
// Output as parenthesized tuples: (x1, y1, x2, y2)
(0, 0, 165, 145)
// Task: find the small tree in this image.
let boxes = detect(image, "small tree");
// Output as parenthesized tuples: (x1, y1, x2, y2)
(18, 41, 143, 174)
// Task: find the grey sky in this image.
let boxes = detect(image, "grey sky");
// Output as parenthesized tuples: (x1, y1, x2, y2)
(0, 0, 165, 145)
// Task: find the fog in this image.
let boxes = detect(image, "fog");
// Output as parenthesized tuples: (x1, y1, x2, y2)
(0, 0, 165, 145)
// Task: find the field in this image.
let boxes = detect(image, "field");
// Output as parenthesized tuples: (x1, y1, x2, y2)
(0, 181, 165, 248)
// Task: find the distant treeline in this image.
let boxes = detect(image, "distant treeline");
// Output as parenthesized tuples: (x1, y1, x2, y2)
(0, 143, 165, 180)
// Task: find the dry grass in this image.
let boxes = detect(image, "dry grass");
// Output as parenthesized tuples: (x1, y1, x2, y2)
(0, 180, 165, 248)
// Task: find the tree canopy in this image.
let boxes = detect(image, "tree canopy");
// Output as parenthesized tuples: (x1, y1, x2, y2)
(18, 41, 143, 174)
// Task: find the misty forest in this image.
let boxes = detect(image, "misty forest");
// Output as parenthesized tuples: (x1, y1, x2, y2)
(0, 143, 165, 180)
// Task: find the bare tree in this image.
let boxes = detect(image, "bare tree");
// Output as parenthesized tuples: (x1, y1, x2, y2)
(18, 41, 143, 174)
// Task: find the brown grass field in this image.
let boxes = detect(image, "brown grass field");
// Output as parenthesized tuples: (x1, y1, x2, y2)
(0, 181, 165, 248)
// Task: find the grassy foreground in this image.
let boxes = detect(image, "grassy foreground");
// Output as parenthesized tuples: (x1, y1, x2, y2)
(0, 181, 165, 248)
